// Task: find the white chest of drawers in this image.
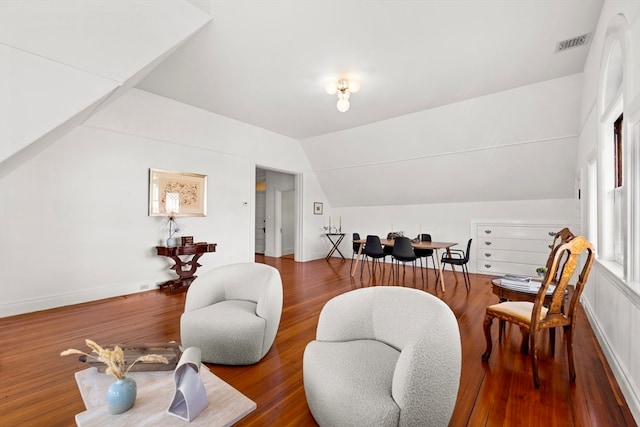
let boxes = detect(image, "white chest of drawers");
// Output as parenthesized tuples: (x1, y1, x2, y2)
(472, 221, 573, 276)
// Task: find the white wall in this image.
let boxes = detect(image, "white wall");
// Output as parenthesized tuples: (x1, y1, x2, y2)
(328, 198, 576, 271)
(0, 89, 328, 316)
(577, 0, 640, 421)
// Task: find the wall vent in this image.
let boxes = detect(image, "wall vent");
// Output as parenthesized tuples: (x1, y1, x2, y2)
(555, 33, 591, 53)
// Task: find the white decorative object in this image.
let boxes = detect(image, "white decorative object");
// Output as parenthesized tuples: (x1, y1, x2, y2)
(167, 347, 208, 422)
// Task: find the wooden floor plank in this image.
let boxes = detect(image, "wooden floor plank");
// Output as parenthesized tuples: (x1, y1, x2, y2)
(0, 256, 635, 426)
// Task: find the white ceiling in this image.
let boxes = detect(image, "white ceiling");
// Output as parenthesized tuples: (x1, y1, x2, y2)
(137, 0, 605, 140)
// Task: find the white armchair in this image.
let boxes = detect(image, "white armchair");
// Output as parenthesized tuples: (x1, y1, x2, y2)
(303, 286, 461, 426)
(180, 262, 283, 365)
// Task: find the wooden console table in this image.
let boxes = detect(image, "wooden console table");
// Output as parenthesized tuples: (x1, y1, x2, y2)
(156, 243, 217, 293)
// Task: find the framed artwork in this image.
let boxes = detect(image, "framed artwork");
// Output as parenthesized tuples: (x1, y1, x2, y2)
(314, 202, 323, 215)
(149, 168, 207, 217)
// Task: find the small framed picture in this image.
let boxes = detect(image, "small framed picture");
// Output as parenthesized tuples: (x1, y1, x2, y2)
(181, 236, 194, 246)
(314, 202, 323, 215)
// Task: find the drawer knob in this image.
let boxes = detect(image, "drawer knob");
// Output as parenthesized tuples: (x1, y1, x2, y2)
(484, 264, 492, 269)
(484, 230, 492, 234)
(485, 253, 492, 257)
(549, 231, 556, 236)
(485, 241, 492, 246)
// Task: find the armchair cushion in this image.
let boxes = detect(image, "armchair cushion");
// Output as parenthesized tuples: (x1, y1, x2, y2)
(304, 340, 401, 426)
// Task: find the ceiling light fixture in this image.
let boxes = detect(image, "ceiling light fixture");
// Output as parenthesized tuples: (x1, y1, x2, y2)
(326, 79, 360, 112)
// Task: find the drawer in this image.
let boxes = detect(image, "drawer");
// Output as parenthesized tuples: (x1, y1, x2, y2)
(476, 260, 540, 277)
(477, 237, 552, 252)
(477, 225, 566, 240)
(476, 249, 546, 265)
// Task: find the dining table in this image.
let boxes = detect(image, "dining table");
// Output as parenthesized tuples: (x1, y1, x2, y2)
(351, 238, 458, 292)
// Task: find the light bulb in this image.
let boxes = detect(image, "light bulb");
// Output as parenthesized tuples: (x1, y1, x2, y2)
(338, 89, 350, 100)
(325, 82, 337, 95)
(348, 80, 360, 93)
(337, 98, 350, 112)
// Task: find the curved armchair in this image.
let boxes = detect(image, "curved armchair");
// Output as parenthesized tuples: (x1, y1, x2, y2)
(180, 262, 283, 365)
(303, 287, 461, 426)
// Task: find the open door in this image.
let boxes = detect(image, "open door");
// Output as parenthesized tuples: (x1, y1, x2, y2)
(255, 167, 298, 259)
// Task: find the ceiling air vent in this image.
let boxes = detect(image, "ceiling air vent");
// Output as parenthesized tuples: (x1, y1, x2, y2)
(555, 33, 592, 53)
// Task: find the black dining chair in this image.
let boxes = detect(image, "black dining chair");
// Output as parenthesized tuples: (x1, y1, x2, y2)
(439, 238, 472, 292)
(350, 232, 362, 271)
(389, 236, 419, 286)
(414, 233, 436, 287)
(361, 235, 387, 280)
(383, 232, 395, 259)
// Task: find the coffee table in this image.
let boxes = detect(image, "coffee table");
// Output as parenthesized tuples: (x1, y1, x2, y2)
(75, 366, 255, 426)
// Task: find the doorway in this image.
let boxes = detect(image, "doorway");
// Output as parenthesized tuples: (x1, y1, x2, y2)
(255, 167, 298, 259)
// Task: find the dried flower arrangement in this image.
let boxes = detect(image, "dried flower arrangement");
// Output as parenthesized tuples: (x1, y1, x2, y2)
(61, 339, 169, 380)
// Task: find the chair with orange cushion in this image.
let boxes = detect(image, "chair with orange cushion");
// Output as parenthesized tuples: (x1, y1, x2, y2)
(481, 235, 595, 388)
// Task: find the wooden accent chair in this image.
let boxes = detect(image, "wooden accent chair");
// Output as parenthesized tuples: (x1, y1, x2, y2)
(481, 235, 595, 388)
(544, 227, 576, 279)
(497, 227, 577, 344)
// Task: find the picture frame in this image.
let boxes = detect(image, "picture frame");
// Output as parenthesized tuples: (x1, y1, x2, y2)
(313, 202, 323, 215)
(149, 168, 207, 217)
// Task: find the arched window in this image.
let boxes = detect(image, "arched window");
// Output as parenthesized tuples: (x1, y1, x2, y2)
(596, 13, 640, 283)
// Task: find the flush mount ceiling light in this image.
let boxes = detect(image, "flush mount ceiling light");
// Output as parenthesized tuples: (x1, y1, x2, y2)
(325, 79, 360, 112)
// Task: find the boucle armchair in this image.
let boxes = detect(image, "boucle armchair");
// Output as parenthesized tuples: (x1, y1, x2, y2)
(303, 287, 461, 427)
(180, 262, 283, 365)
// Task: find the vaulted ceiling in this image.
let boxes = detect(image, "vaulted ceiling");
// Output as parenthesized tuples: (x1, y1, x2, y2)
(1, 0, 606, 206)
(138, 0, 604, 140)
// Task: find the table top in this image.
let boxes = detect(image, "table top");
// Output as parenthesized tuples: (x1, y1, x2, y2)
(354, 238, 457, 250)
(491, 277, 559, 305)
(156, 243, 217, 256)
(75, 367, 255, 426)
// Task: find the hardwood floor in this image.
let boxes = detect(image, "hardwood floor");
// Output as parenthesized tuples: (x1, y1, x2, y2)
(0, 256, 636, 427)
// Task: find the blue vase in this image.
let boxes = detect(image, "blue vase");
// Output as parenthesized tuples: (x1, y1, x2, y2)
(106, 377, 137, 414)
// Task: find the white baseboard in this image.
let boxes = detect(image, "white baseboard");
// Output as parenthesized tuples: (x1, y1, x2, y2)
(0, 282, 153, 318)
(582, 298, 640, 424)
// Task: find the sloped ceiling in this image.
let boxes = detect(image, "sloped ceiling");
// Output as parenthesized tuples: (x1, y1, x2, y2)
(0, 0, 211, 176)
(1, 1, 605, 207)
(137, 0, 603, 206)
(138, 0, 604, 140)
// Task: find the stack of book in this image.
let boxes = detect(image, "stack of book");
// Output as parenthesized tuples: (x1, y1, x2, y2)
(500, 274, 533, 291)
(500, 274, 557, 294)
